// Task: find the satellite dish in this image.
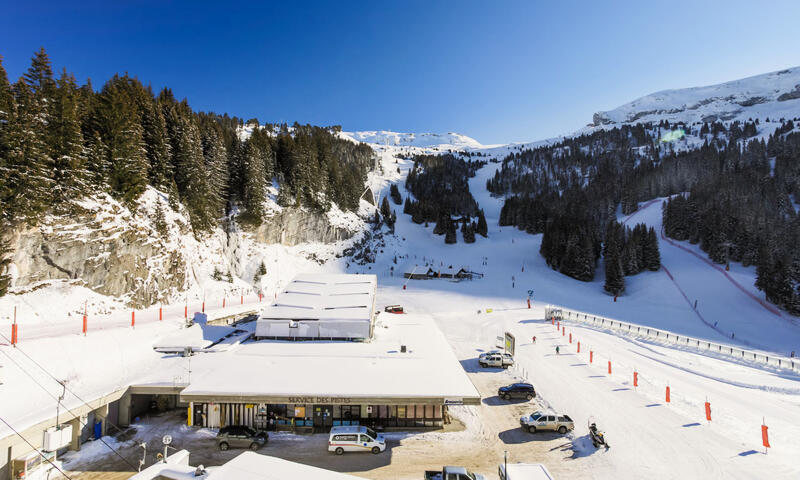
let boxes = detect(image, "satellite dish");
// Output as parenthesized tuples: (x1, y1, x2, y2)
(162, 434, 172, 445)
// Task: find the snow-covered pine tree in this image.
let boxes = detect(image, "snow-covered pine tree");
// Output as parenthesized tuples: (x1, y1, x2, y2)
(240, 139, 268, 225)
(50, 69, 88, 207)
(1, 78, 54, 222)
(142, 97, 172, 190)
(380, 196, 391, 221)
(200, 122, 229, 217)
(477, 209, 488, 237)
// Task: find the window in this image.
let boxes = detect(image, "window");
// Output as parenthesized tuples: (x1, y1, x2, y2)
(333, 434, 357, 442)
(359, 435, 370, 443)
(397, 405, 407, 418)
(366, 428, 377, 439)
(546, 416, 556, 422)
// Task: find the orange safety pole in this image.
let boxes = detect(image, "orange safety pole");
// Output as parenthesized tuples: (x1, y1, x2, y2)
(159, 307, 162, 321)
(633, 371, 638, 387)
(131, 311, 135, 328)
(589, 350, 593, 363)
(223, 298, 226, 308)
(527, 298, 530, 309)
(562, 326, 565, 336)
(82, 315, 87, 335)
(577, 341, 580, 353)
(202, 301, 205, 313)
(551, 316, 554, 325)
(608, 360, 612, 374)
(705, 401, 712, 422)
(761, 419, 770, 452)
(665, 385, 671, 403)
(557, 320, 560, 330)
(184, 305, 188, 319)
(12, 306, 17, 345)
(569, 333, 572, 344)
(240, 295, 243, 305)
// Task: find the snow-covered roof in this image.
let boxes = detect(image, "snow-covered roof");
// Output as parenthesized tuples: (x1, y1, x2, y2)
(255, 274, 377, 337)
(180, 313, 481, 404)
(205, 452, 364, 480)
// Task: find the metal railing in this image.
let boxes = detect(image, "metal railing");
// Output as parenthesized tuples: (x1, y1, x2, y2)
(544, 305, 800, 374)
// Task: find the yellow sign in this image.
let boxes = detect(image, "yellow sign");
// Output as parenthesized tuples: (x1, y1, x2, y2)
(486, 308, 493, 313)
(245, 404, 254, 409)
(294, 406, 306, 417)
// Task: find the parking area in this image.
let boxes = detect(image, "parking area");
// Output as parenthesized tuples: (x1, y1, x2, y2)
(62, 355, 580, 480)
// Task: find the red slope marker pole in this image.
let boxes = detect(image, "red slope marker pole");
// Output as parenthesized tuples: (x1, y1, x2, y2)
(131, 311, 135, 328)
(705, 399, 712, 423)
(608, 360, 612, 375)
(761, 417, 770, 454)
(633, 371, 638, 388)
(159, 307, 163, 321)
(569, 333, 572, 344)
(577, 341, 580, 353)
(589, 350, 593, 363)
(666, 385, 671, 403)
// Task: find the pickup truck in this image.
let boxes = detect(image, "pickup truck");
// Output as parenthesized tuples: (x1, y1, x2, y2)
(478, 352, 514, 368)
(519, 411, 574, 434)
(424, 466, 487, 480)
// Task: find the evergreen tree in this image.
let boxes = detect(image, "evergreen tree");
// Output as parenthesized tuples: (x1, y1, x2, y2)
(50, 69, 88, 206)
(141, 97, 172, 190)
(390, 183, 402, 204)
(240, 140, 267, 225)
(0, 239, 11, 296)
(444, 216, 457, 244)
(477, 209, 488, 237)
(0, 79, 54, 221)
(96, 76, 148, 204)
(643, 227, 661, 271)
(380, 196, 391, 220)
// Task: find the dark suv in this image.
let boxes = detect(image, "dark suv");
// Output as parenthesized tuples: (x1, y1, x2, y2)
(216, 425, 268, 451)
(498, 383, 536, 401)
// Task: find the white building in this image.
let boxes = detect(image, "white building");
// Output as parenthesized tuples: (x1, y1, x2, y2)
(182, 312, 481, 432)
(130, 450, 367, 480)
(255, 273, 377, 341)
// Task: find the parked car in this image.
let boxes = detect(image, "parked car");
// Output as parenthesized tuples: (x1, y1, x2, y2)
(328, 425, 386, 455)
(384, 305, 404, 314)
(479, 352, 514, 368)
(216, 425, 268, 451)
(498, 383, 536, 401)
(424, 466, 487, 480)
(519, 411, 574, 434)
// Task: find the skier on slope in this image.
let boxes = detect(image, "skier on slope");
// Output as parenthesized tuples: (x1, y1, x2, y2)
(555, 345, 560, 355)
(532, 336, 536, 344)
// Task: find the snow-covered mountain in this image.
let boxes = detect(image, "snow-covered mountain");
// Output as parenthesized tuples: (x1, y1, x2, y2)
(592, 66, 800, 126)
(341, 130, 486, 150)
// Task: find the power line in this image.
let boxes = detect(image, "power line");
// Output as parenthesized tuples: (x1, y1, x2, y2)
(0, 336, 139, 471)
(0, 414, 74, 480)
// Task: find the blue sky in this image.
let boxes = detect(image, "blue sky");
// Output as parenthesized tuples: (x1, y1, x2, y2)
(2, 1, 799, 144)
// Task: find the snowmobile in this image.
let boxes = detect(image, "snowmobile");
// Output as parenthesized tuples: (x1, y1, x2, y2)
(588, 417, 610, 449)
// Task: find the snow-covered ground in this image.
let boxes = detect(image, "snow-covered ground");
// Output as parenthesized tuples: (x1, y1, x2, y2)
(4, 74, 800, 477)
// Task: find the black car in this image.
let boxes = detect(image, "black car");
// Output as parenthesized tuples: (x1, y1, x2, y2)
(498, 383, 536, 400)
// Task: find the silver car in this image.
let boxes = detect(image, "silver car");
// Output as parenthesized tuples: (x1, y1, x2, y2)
(216, 425, 268, 451)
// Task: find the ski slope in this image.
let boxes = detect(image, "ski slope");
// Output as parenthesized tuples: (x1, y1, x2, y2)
(358, 141, 800, 478)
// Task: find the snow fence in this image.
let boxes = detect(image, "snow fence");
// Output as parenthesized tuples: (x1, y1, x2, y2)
(545, 305, 800, 375)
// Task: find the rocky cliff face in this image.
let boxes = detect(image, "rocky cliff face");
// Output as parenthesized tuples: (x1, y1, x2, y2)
(3, 190, 365, 308)
(254, 207, 360, 246)
(6, 196, 189, 308)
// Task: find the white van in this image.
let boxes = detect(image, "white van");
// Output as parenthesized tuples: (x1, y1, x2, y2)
(498, 463, 554, 480)
(328, 425, 386, 455)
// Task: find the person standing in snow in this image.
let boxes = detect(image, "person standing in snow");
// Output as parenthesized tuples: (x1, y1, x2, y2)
(532, 336, 536, 344)
(555, 346, 560, 355)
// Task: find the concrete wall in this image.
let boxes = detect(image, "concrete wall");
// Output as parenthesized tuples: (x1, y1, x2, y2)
(0, 389, 125, 480)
